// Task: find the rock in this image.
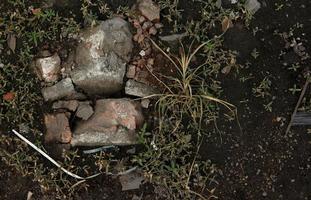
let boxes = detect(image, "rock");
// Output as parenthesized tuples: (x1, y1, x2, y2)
(35, 53, 61, 82)
(75, 17, 133, 63)
(126, 147, 136, 154)
(52, 100, 79, 111)
(71, 52, 126, 96)
(142, 21, 153, 30)
(136, 0, 160, 22)
(159, 33, 187, 43)
(76, 101, 94, 120)
(148, 26, 157, 35)
(64, 91, 88, 100)
(61, 50, 75, 77)
(125, 80, 158, 97)
(126, 65, 136, 79)
(71, 99, 144, 146)
(38, 50, 52, 57)
(141, 99, 150, 108)
(72, 17, 133, 96)
(119, 171, 144, 191)
(245, 0, 261, 14)
(44, 113, 72, 144)
(41, 78, 76, 101)
(216, 0, 222, 8)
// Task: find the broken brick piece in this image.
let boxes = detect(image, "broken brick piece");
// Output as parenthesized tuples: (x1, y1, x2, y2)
(44, 113, 72, 144)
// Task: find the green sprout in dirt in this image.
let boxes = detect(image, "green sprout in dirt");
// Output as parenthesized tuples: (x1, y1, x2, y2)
(133, 39, 237, 199)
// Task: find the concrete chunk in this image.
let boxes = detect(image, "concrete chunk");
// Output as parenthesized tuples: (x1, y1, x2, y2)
(41, 78, 76, 101)
(52, 100, 79, 111)
(71, 99, 144, 146)
(125, 80, 158, 97)
(136, 0, 160, 22)
(76, 101, 94, 120)
(72, 17, 133, 96)
(35, 53, 61, 82)
(44, 113, 72, 144)
(71, 52, 126, 96)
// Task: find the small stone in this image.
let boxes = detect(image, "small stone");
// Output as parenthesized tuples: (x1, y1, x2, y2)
(35, 53, 61, 82)
(62, 50, 75, 76)
(41, 78, 76, 101)
(142, 21, 153, 30)
(39, 50, 52, 57)
(126, 65, 136, 79)
(134, 70, 150, 84)
(245, 0, 261, 14)
(141, 99, 150, 108)
(125, 80, 158, 97)
(136, 0, 160, 22)
(44, 113, 72, 143)
(148, 26, 157, 35)
(119, 171, 144, 191)
(64, 92, 88, 100)
(138, 15, 146, 23)
(147, 58, 154, 66)
(52, 100, 79, 112)
(159, 33, 187, 43)
(126, 147, 136, 154)
(76, 101, 94, 120)
(154, 23, 163, 29)
(216, 0, 222, 8)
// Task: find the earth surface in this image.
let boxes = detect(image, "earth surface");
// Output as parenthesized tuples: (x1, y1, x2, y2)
(1, 0, 311, 200)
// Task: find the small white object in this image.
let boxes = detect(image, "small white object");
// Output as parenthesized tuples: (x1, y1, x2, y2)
(139, 50, 146, 57)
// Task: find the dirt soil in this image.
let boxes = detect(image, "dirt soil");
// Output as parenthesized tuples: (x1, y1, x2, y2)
(201, 0, 311, 199)
(1, 0, 311, 200)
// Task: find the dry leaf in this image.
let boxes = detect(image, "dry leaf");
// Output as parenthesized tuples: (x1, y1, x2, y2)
(3, 91, 15, 101)
(31, 8, 42, 15)
(221, 65, 232, 74)
(7, 33, 16, 53)
(222, 16, 233, 32)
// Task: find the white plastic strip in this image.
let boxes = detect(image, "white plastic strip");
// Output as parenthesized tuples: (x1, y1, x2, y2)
(12, 129, 138, 179)
(12, 129, 88, 179)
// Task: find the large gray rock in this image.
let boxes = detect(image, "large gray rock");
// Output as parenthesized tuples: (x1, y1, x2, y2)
(41, 78, 76, 101)
(71, 17, 133, 96)
(71, 99, 144, 146)
(71, 52, 126, 96)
